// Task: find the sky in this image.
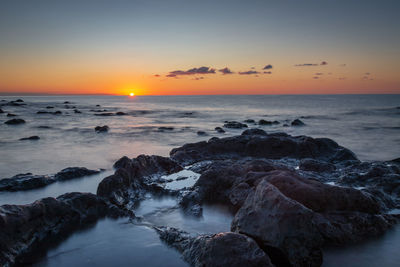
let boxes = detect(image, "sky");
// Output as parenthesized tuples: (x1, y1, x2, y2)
(0, 0, 399, 95)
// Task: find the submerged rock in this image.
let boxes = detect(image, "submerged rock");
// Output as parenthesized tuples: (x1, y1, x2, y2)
(0, 173, 55, 191)
(214, 127, 225, 133)
(291, 119, 305, 126)
(158, 126, 174, 131)
(95, 125, 109, 132)
(197, 131, 207, 136)
(223, 121, 248, 129)
(4, 118, 25, 125)
(74, 109, 82, 114)
(19, 136, 40, 141)
(14, 99, 24, 103)
(258, 119, 279, 125)
(244, 119, 256, 123)
(156, 227, 273, 267)
(0, 108, 3, 113)
(55, 167, 101, 181)
(116, 112, 127, 116)
(6, 113, 16, 117)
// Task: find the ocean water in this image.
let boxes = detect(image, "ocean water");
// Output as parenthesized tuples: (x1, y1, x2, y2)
(1, 94, 400, 266)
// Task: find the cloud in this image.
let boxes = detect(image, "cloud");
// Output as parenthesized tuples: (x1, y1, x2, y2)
(238, 70, 260, 75)
(154, 74, 160, 77)
(263, 71, 272, 74)
(315, 73, 323, 75)
(295, 61, 328, 67)
(218, 67, 234, 75)
(338, 77, 347, 80)
(193, 77, 204, 80)
(295, 63, 318, 67)
(313, 76, 320, 79)
(365, 72, 371, 75)
(166, 66, 216, 77)
(263, 64, 273, 70)
(339, 64, 346, 67)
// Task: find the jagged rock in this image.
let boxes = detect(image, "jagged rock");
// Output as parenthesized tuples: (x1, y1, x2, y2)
(4, 119, 25, 125)
(156, 227, 273, 267)
(97, 155, 183, 206)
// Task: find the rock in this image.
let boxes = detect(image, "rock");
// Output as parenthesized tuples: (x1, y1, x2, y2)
(6, 113, 16, 117)
(116, 112, 127, 115)
(54, 111, 62, 115)
(4, 118, 25, 125)
(158, 126, 174, 131)
(74, 109, 82, 113)
(46, 106, 54, 109)
(244, 119, 256, 123)
(97, 155, 183, 206)
(299, 158, 336, 172)
(0, 193, 115, 266)
(94, 112, 114, 116)
(214, 127, 225, 133)
(197, 131, 207, 136)
(241, 128, 268, 136)
(0, 108, 3, 113)
(291, 119, 305, 126)
(156, 227, 273, 267)
(54, 167, 100, 181)
(37, 126, 51, 129)
(170, 129, 357, 164)
(259, 119, 279, 125)
(63, 101, 70, 104)
(15, 99, 24, 102)
(232, 180, 324, 266)
(96, 104, 101, 107)
(0, 173, 55, 191)
(19, 136, 40, 141)
(224, 121, 248, 129)
(95, 125, 109, 132)
(36, 110, 62, 115)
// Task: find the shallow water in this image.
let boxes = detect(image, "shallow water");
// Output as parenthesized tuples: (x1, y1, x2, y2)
(1, 95, 400, 266)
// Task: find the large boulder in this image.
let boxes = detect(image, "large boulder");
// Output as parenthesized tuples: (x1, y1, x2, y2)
(231, 180, 324, 267)
(156, 227, 273, 267)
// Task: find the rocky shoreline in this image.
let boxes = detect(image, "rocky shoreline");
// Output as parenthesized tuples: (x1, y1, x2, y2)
(1, 129, 399, 266)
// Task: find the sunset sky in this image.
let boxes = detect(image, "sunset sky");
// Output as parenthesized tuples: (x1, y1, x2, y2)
(0, 0, 399, 95)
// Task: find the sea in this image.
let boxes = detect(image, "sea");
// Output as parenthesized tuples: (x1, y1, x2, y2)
(0, 94, 399, 266)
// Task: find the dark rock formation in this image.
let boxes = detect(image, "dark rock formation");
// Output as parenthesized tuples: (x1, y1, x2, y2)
(0, 193, 118, 266)
(0, 173, 55, 191)
(74, 109, 82, 113)
(215, 127, 225, 133)
(0, 108, 3, 113)
(244, 119, 256, 123)
(259, 119, 279, 125)
(291, 119, 305, 126)
(95, 125, 109, 132)
(15, 99, 24, 103)
(36, 111, 62, 115)
(4, 119, 25, 125)
(94, 112, 114, 116)
(116, 112, 127, 115)
(46, 106, 54, 109)
(97, 155, 183, 206)
(197, 131, 207, 136)
(158, 127, 174, 131)
(170, 129, 357, 165)
(19, 136, 40, 141)
(6, 113, 16, 117)
(223, 121, 248, 129)
(299, 158, 336, 172)
(54, 167, 101, 181)
(156, 227, 273, 267)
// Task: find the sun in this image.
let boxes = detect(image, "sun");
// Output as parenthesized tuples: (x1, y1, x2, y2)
(129, 92, 135, 97)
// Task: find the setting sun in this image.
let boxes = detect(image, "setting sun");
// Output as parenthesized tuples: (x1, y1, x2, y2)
(129, 93, 135, 96)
